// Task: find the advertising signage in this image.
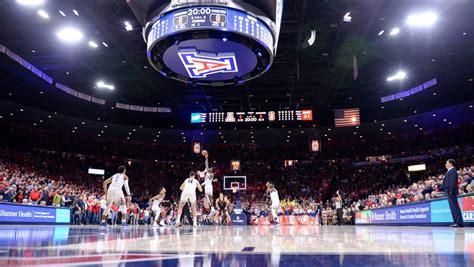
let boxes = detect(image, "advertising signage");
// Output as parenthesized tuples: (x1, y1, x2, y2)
(0, 203, 71, 224)
(356, 194, 474, 225)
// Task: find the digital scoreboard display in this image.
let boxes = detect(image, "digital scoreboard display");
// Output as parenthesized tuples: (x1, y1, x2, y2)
(147, 6, 273, 53)
(191, 110, 313, 124)
(141, 1, 280, 86)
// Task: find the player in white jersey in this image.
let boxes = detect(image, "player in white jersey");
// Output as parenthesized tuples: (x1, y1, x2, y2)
(149, 187, 166, 226)
(176, 171, 202, 227)
(196, 150, 217, 212)
(202, 171, 217, 208)
(199, 152, 217, 210)
(266, 181, 280, 224)
(101, 166, 131, 227)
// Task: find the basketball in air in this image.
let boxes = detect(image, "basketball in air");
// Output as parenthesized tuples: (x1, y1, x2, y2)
(201, 150, 208, 157)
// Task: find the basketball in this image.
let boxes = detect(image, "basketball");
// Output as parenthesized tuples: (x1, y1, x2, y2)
(201, 150, 208, 157)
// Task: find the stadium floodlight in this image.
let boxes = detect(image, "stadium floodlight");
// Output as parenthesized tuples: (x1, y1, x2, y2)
(124, 21, 133, 32)
(406, 12, 438, 27)
(97, 81, 115, 90)
(16, 0, 45, 6)
(387, 71, 407, 81)
(389, 27, 400, 36)
(57, 27, 84, 43)
(37, 10, 49, 19)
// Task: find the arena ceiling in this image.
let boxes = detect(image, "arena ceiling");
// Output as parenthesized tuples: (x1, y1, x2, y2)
(0, 0, 473, 130)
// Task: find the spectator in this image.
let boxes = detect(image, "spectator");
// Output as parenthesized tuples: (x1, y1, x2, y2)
(86, 197, 94, 224)
(100, 196, 107, 221)
(92, 200, 101, 225)
(41, 187, 49, 205)
(62, 192, 72, 207)
(3, 185, 17, 202)
(73, 202, 82, 225)
(335, 191, 343, 225)
(53, 191, 62, 207)
(342, 207, 352, 225)
(110, 204, 119, 225)
(29, 186, 41, 205)
(15, 189, 24, 204)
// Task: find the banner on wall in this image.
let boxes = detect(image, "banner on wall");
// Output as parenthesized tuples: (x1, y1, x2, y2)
(0, 203, 71, 224)
(355, 194, 474, 225)
(192, 141, 202, 154)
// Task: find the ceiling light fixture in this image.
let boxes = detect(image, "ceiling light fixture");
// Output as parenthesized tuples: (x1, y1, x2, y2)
(59, 10, 66, 17)
(406, 12, 438, 27)
(16, 0, 44, 6)
(102, 42, 109, 47)
(73, 9, 79, 16)
(57, 27, 84, 43)
(343, 12, 352, 23)
(96, 80, 115, 90)
(389, 27, 400, 36)
(37, 10, 49, 19)
(378, 30, 385, 36)
(124, 21, 133, 32)
(307, 29, 316, 46)
(387, 70, 407, 81)
(88, 41, 98, 48)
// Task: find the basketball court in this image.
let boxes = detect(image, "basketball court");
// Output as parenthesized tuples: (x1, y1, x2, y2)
(0, 225, 472, 266)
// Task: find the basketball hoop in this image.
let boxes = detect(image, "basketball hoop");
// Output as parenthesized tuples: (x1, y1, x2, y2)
(231, 182, 239, 194)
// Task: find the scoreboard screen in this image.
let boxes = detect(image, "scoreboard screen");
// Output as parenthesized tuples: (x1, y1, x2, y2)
(191, 110, 313, 124)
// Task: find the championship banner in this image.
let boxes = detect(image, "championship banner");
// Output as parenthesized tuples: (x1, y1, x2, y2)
(310, 139, 320, 153)
(230, 160, 241, 171)
(192, 141, 202, 154)
(0, 203, 71, 224)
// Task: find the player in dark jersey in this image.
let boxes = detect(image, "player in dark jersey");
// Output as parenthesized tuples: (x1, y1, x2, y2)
(214, 193, 230, 225)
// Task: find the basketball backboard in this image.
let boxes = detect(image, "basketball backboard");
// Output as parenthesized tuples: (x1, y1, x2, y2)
(223, 176, 247, 191)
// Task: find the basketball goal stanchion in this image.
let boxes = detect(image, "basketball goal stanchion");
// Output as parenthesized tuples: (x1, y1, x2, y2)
(224, 176, 247, 226)
(230, 183, 247, 225)
(231, 182, 241, 209)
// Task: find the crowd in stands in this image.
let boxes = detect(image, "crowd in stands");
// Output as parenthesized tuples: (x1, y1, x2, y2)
(348, 165, 474, 211)
(0, 123, 472, 225)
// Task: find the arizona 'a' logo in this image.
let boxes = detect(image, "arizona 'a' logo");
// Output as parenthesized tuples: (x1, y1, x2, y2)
(178, 49, 238, 78)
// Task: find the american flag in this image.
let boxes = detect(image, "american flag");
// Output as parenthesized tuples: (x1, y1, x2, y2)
(334, 108, 360, 127)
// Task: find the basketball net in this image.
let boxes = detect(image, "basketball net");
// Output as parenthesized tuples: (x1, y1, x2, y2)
(230, 182, 239, 194)
(231, 186, 238, 194)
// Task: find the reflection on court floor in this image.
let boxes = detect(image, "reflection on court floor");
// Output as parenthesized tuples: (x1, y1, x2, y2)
(0, 225, 472, 266)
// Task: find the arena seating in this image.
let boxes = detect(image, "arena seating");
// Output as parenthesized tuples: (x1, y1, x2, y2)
(0, 124, 472, 225)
